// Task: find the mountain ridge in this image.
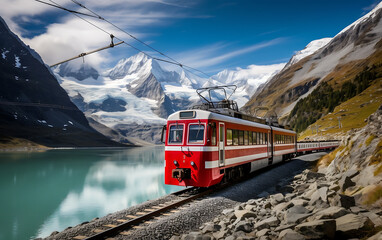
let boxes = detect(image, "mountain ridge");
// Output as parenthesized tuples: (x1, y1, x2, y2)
(243, 3, 382, 130)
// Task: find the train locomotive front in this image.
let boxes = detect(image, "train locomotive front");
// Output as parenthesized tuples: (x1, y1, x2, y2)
(164, 110, 223, 187)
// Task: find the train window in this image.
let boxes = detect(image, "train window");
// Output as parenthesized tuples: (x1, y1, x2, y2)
(239, 130, 244, 145)
(227, 129, 233, 146)
(249, 131, 253, 145)
(244, 131, 249, 145)
(265, 133, 268, 144)
(253, 132, 257, 145)
(168, 125, 183, 144)
(188, 124, 205, 143)
(211, 123, 216, 145)
(219, 125, 224, 142)
(233, 130, 239, 145)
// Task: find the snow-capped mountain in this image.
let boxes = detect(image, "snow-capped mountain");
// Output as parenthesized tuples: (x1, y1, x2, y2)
(285, 38, 332, 68)
(212, 63, 285, 107)
(55, 51, 285, 144)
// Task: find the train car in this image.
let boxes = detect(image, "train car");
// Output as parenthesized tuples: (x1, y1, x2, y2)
(297, 141, 339, 154)
(163, 86, 301, 187)
(164, 109, 299, 187)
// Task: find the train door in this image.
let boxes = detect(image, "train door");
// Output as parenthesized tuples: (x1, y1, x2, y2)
(218, 123, 225, 167)
(268, 128, 273, 165)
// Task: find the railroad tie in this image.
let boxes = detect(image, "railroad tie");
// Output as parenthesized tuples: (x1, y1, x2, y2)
(73, 236, 87, 240)
(144, 208, 156, 211)
(126, 215, 137, 219)
(120, 231, 131, 235)
(93, 229, 104, 233)
(135, 212, 147, 215)
(116, 219, 127, 223)
(152, 206, 162, 209)
(103, 224, 117, 228)
(133, 226, 143, 229)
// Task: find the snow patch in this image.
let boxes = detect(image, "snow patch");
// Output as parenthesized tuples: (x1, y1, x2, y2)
(2, 50, 9, 59)
(14, 55, 21, 68)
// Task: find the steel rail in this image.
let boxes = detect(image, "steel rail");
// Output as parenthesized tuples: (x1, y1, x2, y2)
(85, 187, 214, 240)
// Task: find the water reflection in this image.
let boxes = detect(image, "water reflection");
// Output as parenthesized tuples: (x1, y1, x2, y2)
(0, 147, 183, 240)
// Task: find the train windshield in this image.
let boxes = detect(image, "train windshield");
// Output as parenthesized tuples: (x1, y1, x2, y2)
(168, 125, 183, 144)
(188, 124, 205, 143)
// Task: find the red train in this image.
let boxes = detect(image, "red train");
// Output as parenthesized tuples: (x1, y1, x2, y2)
(162, 86, 339, 187)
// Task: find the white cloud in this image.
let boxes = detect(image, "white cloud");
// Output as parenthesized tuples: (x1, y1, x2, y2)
(1, 0, 199, 68)
(166, 38, 285, 71)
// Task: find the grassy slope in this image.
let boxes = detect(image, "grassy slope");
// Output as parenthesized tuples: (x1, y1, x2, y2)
(0, 136, 48, 151)
(298, 79, 382, 140)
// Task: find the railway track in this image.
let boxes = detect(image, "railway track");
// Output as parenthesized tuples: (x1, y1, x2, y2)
(69, 187, 215, 240)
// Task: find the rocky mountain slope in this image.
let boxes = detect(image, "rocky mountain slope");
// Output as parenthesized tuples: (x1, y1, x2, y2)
(0, 17, 122, 148)
(56, 52, 284, 144)
(243, 2, 382, 130)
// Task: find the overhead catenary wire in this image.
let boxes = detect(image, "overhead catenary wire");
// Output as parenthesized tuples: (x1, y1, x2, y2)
(69, 0, 211, 79)
(35, 0, 101, 19)
(34, 0, 211, 79)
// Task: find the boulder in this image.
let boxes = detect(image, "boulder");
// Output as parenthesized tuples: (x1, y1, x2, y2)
(273, 202, 293, 215)
(302, 171, 325, 181)
(336, 213, 374, 238)
(290, 198, 308, 206)
(254, 216, 280, 230)
(274, 224, 296, 232)
(350, 206, 367, 214)
(313, 206, 349, 220)
(256, 228, 270, 237)
(360, 211, 382, 227)
(295, 219, 336, 239)
(278, 229, 305, 240)
(234, 221, 253, 233)
(338, 194, 355, 209)
(338, 176, 356, 192)
(202, 223, 221, 233)
(318, 187, 328, 202)
(234, 210, 257, 223)
(270, 193, 284, 205)
(284, 205, 311, 224)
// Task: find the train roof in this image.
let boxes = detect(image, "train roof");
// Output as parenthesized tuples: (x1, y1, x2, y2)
(168, 109, 270, 129)
(168, 109, 296, 135)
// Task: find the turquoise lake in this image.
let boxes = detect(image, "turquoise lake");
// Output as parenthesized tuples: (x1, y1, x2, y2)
(0, 147, 183, 240)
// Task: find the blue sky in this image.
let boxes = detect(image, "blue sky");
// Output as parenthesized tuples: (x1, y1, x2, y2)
(1, 0, 380, 75)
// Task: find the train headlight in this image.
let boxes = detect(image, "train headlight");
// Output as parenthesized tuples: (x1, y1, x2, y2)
(173, 160, 178, 166)
(191, 161, 195, 166)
